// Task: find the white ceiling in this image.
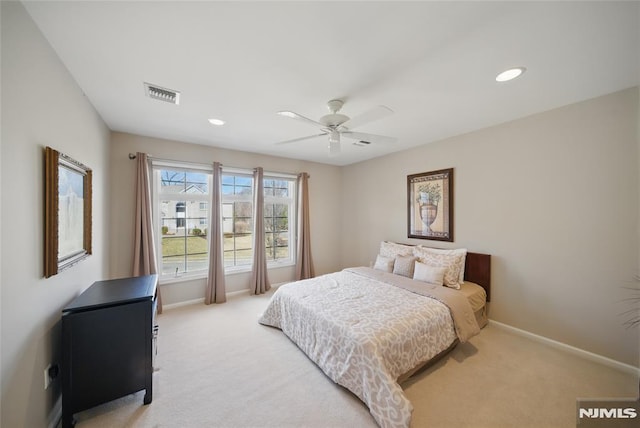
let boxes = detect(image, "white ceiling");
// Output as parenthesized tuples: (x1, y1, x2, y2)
(23, 1, 640, 166)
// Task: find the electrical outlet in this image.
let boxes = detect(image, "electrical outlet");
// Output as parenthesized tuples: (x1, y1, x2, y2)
(44, 363, 58, 390)
(44, 364, 52, 390)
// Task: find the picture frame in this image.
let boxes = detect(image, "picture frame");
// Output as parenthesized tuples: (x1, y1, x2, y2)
(44, 147, 92, 277)
(407, 168, 453, 242)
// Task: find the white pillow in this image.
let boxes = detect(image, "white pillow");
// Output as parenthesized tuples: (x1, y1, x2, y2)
(373, 254, 394, 273)
(413, 261, 445, 286)
(379, 241, 414, 259)
(414, 246, 467, 285)
(413, 248, 465, 289)
(393, 255, 417, 278)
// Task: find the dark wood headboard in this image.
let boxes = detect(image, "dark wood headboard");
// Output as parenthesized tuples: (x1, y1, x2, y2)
(386, 241, 491, 302)
(464, 252, 491, 302)
(383, 242, 491, 302)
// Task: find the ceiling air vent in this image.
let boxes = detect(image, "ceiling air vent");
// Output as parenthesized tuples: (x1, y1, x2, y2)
(353, 140, 371, 147)
(144, 82, 180, 105)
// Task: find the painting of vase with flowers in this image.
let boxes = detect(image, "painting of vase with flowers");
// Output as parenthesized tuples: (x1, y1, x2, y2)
(407, 168, 453, 241)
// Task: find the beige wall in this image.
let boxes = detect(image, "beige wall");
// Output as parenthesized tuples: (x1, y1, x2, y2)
(109, 132, 342, 304)
(341, 88, 639, 367)
(0, 2, 111, 427)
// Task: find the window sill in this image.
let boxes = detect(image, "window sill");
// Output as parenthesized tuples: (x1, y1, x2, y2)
(269, 261, 296, 270)
(159, 272, 207, 285)
(224, 261, 295, 276)
(158, 262, 295, 285)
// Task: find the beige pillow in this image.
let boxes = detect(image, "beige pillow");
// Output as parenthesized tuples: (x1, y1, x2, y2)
(413, 261, 445, 286)
(413, 249, 464, 289)
(373, 254, 394, 273)
(414, 246, 467, 285)
(379, 241, 414, 259)
(393, 255, 417, 278)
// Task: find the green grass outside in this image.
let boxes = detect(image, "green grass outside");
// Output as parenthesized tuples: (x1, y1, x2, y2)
(162, 235, 209, 259)
(161, 234, 288, 264)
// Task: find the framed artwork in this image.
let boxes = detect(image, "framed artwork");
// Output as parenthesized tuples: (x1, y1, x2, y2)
(44, 147, 92, 277)
(407, 168, 453, 242)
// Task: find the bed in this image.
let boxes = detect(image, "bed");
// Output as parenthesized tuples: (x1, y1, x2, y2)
(259, 242, 491, 428)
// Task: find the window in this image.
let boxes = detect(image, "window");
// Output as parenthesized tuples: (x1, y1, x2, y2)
(152, 161, 296, 280)
(221, 172, 296, 271)
(264, 178, 295, 263)
(221, 174, 253, 268)
(153, 167, 211, 277)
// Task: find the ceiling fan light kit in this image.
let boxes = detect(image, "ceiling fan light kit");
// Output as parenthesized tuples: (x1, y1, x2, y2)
(328, 130, 340, 144)
(276, 99, 397, 156)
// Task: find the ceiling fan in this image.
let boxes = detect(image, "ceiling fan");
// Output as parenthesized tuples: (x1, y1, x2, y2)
(276, 99, 397, 155)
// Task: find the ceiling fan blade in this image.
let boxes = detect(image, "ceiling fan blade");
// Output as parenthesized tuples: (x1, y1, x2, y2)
(341, 131, 397, 145)
(339, 105, 393, 130)
(275, 133, 327, 145)
(277, 111, 326, 129)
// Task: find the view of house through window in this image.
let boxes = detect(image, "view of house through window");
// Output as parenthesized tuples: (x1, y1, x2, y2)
(156, 169, 210, 276)
(153, 163, 296, 279)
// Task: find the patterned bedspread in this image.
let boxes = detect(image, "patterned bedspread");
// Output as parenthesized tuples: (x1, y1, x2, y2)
(258, 267, 480, 428)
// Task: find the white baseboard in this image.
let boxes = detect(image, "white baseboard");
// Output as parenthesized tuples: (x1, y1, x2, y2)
(488, 320, 640, 377)
(226, 289, 251, 298)
(163, 297, 205, 310)
(162, 287, 277, 311)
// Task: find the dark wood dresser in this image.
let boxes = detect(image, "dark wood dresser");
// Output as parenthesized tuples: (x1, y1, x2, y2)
(61, 274, 158, 428)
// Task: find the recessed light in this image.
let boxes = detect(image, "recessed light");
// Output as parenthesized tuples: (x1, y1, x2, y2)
(208, 118, 225, 126)
(496, 67, 526, 82)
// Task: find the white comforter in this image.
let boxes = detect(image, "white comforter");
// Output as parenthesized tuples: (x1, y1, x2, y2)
(259, 267, 479, 428)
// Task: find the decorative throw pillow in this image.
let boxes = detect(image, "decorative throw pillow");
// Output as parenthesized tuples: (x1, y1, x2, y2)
(413, 250, 464, 289)
(373, 254, 394, 273)
(393, 255, 417, 278)
(413, 261, 445, 286)
(379, 241, 414, 259)
(416, 245, 467, 285)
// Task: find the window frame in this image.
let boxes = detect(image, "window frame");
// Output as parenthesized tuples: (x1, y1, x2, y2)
(152, 161, 213, 282)
(221, 171, 254, 272)
(221, 169, 297, 273)
(263, 175, 296, 268)
(151, 160, 298, 282)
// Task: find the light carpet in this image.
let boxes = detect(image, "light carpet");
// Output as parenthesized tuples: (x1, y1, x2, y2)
(74, 290, 638, 428)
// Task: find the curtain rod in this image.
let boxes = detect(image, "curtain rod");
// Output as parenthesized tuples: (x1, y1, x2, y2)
(128, 153, 215, 169)
(128, 153, 309, 178)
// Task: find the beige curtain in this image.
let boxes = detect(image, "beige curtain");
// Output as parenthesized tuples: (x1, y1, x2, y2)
(132, 152, 163, 313)
(205, 162, 226, 304)
(295, 172, 314, 280)
(250, 167, 270, 295)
